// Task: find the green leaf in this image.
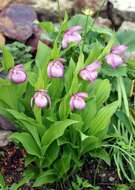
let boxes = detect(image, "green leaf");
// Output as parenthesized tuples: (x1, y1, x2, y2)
(117, 30, 135, 52)
(10, 132, 41, 157)
(98, 34, 116, 60)
(51, 41, 60, 59)
(116, 184, 129, 190)
(49, 78, 64, 101)
(43, 141, 59, 168)
(25, 155, 36, 167)
(81, 135, 101, 155)
(41, 119, 78, 154)
(65, 58, 76, 92)
(35, 41, 51, 69)
(0, 173, 6, 190)
(0, 46, 14, 71)
(35, 68, 46, 89)
(33, 169, 57, 187)
(81, 98, 97, 131)
(89, 79, 111, 108)
(59, 95, 70, 120)
(54, 146, 72, 178)
(70, 113, 84, 131)
(85, 42, 103, 65)
(5, 109, 42, 149)
(0, 80, 26, 109)
(68, 14, 92, 31)
(92, 25, 112, 36)
(101, 64, 127, 77)
(90, 149, 111, 165)
(39, 21, 55, 33)
(88, 101, 118, 136)
(21, 120, 42, 149)
(10, 172, 34, 190)
(58, 130, 80, 149)
(69, 53, 84, 94)
(116, 111, 133, 130)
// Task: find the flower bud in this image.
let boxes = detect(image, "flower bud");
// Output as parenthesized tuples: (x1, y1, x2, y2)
(31, 90, 51, 108)
(111, 45, 127, 56)
(79, 61, 101, 82)
(70, 92, 88, 111)
(62, 25, 82, 49)
(8, 64, 27, 84)
(47, 58, 65, 78)
(106, 53, 123, 69)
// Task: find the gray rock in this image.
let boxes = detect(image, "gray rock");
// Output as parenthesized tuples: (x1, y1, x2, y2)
(110, 0, 135, 22)
(109, 176, 115, 182)
(73, 0, 107, 14)
(0, 130, 11, 147)
(0, 4, 37, 41)
(0, 115, 17, 131)
(31, 0, 73, 13)
(119, 21, 135, 31)
(95, 17, 112, 28)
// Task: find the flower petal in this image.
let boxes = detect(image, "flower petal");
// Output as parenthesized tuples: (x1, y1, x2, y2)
(66, 25, 82, 34)
(111, 45, 127, 55)
(77, 92, 88, 99)
(86, 61, 101, 72)
(106, 53, 123, 68)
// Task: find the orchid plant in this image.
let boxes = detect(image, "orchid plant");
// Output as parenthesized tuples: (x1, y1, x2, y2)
(0, 13, 134, 188)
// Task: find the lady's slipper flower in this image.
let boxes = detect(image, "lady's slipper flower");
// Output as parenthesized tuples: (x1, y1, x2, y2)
(62, 25, 82, 48)
(111, 45, 127, 56)
(47, 58, 65, 78)
(70, 92, 88, 111)
(79, 61, 101, 82)
(31, 90, 51, 108)
(8, 64, 27, 84)
(106, 53, 123, 69)
(106, 44, 127, 69)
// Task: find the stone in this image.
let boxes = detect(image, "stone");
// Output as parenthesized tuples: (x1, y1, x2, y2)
(95, 17, 112, 28)
(74, 0, 107, 14)
(109, 176, 115, 182)
(0, 4, 37, 41)
(0, 0, 33, 10)
(0, 0, 12, 10)
(0, 0, 107, 21)
(0, 130, 11, 147)
(110, 0, 135, 22)
(32, 0, 73, 13)
(119, 21, 135, 31)
(0, 115, 17, 131)
(0, 33, 6, 45)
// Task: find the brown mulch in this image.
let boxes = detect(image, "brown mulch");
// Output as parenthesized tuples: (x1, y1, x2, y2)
(0, 143, 25, 185)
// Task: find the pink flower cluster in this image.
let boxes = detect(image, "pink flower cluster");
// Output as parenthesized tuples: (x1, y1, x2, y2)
(7, 25, 128, 111)
(106, 45, 127, 69)
(8, 64, 27, 84)
(79, 61, 101, 82)
(62, 26, 82, 48)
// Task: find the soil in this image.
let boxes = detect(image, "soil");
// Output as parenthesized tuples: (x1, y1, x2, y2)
(0, 143, 25, 185)
(1, 144, 134, 190)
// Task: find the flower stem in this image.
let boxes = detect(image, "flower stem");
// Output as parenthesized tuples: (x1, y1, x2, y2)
(118, 77, 130, 117)
(117, 77, 122, 108)
(34, 105, 42, 124)
(82, 15, 89, 51)
(57, 0, 62, 24)
(91, 0, 107, 29)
